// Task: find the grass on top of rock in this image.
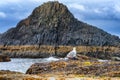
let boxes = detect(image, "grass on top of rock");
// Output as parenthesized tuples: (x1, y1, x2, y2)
(0, 45, 119, 53)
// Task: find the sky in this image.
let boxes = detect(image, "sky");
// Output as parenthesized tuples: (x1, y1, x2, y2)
(0, 0, 120, 38)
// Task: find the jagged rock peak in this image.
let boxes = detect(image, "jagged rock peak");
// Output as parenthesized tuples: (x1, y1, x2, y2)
(17, 1, 75, 28)
(31, 1, 74, 19)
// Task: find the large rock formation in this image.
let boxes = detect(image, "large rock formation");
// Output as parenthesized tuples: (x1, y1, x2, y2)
(0, 1, 120, 46)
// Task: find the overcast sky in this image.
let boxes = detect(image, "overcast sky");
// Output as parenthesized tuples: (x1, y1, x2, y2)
(0, 0, 120, 37)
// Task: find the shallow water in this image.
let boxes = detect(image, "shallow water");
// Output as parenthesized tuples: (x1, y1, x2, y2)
(0, 57, 59, 73)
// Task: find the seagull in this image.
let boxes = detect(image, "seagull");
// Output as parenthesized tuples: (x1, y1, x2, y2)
(66, 47, 77, 59)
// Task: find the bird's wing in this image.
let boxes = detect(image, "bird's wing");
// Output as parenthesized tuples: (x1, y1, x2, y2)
(67, 50, 74, 57)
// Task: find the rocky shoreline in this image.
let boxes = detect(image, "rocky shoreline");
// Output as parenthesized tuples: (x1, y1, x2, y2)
(0, 45, 120, 79)
(1, 70, 119, 80)
(26, 59, 120, 77)
(0, 60, 120, 80)
(0, 1, 120, 79)
(0, 53, 119, 80)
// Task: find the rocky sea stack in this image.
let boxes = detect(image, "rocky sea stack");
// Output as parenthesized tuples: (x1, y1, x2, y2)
(0, 1, 120, 59)
(0, 1, 120, 46)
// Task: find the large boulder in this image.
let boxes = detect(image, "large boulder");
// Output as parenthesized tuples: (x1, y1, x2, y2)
(0, 54, 11, 62)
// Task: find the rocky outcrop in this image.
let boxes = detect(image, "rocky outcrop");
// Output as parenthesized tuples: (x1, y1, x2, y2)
(0, 54, 11, 62)
(0, 70, 43, 80)
(26, 60, 120, 77)
(0, 1, 120, 46)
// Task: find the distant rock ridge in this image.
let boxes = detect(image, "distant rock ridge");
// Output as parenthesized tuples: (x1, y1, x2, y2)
(0, 1, 120, 46)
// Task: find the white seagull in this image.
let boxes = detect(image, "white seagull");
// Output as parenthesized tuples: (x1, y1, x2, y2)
(66, 47, 77, 58)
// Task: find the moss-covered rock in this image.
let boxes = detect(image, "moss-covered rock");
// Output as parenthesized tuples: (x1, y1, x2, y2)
(26, 60, 120, 77)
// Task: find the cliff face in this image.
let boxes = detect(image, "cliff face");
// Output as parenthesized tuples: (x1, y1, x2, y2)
(0, 1, 120, 46)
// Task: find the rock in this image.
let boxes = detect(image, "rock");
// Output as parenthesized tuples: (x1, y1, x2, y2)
(0, 70, 21, 74)
(0, 1, 120, 59)
(112, 57, 120, 61)
(26, 60, 120, 76)
(0, 1, 120, 47)
(0, 70, 42, 80)
(0, 54, 11, 62)
(0, 70, 21, 80)
(77, 54, 94, 61)
(0, 70, 119, 80)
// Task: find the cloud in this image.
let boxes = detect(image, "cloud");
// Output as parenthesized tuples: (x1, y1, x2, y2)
(0, 0, 21, 6)
(113, 2, 120, 19)
(16, 12, 31, 20)
(94, 9, 101, 14)
(0, 12, 6, 18)
(114, 5, 120, 13)
(68, 3, 85, 11)
(68, 1, 120, 20)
